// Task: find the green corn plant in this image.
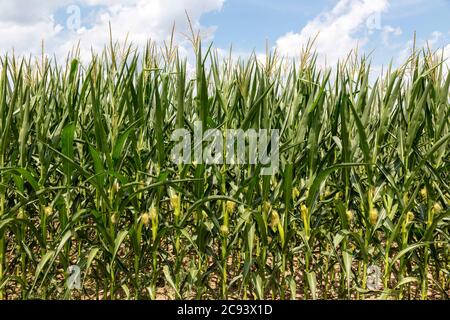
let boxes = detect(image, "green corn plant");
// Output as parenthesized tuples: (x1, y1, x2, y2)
(0, 34, 448, 300)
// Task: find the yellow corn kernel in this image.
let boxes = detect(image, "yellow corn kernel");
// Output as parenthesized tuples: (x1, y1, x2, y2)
(369, 208, 378, 225)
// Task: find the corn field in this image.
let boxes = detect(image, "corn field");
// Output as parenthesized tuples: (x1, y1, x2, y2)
(0, 37, 449, 300)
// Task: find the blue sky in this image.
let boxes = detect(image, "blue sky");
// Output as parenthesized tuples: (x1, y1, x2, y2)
(203, 0, 449, 48)
(0, 0, 449, 68)
(200, 0, 450, 66)
(200, 0, 330, 50)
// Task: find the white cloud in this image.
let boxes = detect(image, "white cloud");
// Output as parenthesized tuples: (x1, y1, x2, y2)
(381, 25, 402, 45)
(441, 44, 450, 68)
(0, 0, 224, 60)
(76, 0, 222, 44)
(0, 1, 69, 55)
(396, 31, 450, 70)
(0, 1, 71, 24)
(0, 19, 64, 56)
(275, 0, 390, 66)
(428, 31, 443, 47)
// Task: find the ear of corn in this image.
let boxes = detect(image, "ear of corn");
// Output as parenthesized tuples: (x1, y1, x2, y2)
(0, 39, 448, 300)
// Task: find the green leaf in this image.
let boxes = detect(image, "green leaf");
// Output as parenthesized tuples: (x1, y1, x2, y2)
(112, 230, 128, 262)
(163, 265, 181, 299)
(306, 271, 317, 300)
(61, 123, 76, 182)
